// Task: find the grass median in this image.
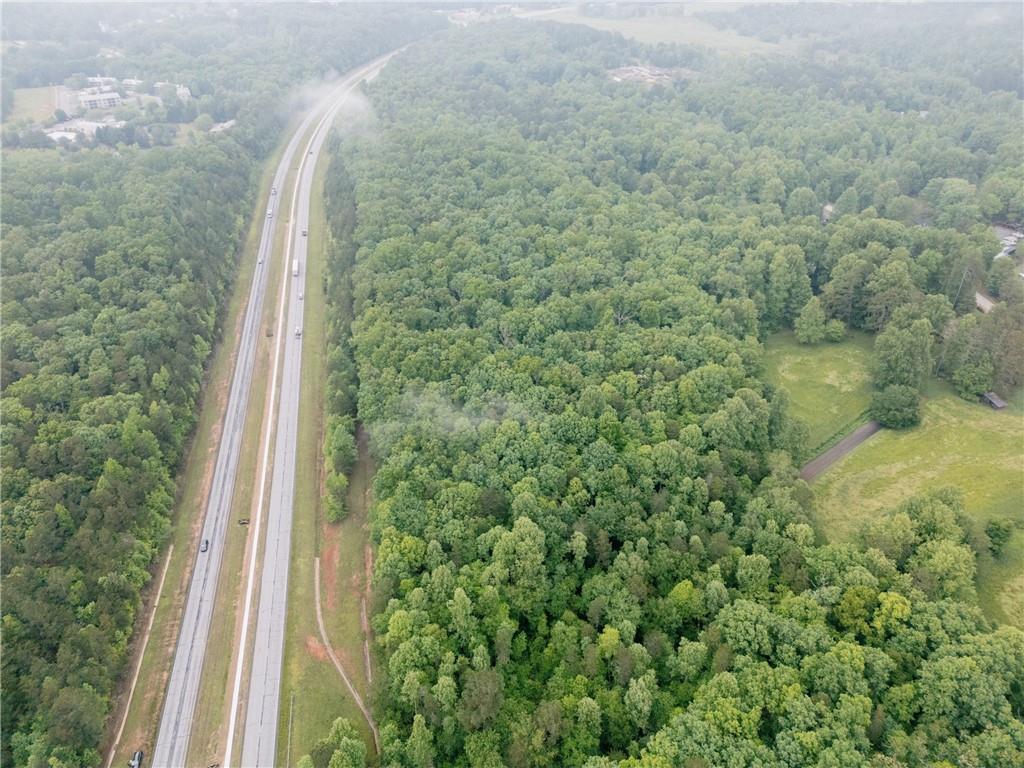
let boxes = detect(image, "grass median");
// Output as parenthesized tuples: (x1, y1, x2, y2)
(186, 109, 329, 766)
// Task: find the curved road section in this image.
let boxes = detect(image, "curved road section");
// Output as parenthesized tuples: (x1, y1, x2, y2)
(151, 56, 392, 768)
(239, 54, 393, 768)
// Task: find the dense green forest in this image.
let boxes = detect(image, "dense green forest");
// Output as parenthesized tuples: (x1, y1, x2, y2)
(0, 6, 445, 767)
(307, 11, 1023, 768)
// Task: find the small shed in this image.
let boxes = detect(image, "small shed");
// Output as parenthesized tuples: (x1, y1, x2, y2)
(981, 392, 1008, 410)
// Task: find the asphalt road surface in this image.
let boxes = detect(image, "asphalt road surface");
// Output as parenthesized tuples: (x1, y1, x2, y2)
(799, 420, 882, 481)
(239, 55, 394, 768)
(150, 60, 387, 768)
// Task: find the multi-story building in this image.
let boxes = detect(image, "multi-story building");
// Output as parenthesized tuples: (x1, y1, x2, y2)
(78, 87, 122, 110)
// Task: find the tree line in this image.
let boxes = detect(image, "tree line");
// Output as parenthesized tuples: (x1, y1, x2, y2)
(2, 3, 446, 151)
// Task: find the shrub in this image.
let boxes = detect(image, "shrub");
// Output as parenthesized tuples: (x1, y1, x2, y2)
(871, 385, 921, 428)
(825, 319, 847, 342)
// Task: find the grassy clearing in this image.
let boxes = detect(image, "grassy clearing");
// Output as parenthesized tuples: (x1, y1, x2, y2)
(327, 426, 377, 695)
(107, 115, 300, 768)
(977, 531, 1024, 630)
(5, 86, 55, 123)
(766, 330, 1023, 627)
(277, 152, 376, 766)
(813, 384, 1024, 626)
(763, 330, 875, 451)
(173, 120, 203, 146)
(532, 6, 788, 55)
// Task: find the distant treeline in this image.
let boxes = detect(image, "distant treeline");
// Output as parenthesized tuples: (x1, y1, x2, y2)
(2, 3, 446, 149)
(700, 2, 1023, 97)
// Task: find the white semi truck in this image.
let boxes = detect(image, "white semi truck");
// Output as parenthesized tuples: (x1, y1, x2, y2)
(292, 259, 299, 277)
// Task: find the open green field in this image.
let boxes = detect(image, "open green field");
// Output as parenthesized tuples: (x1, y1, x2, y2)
(813, 384, 1024, 626)
(173, 120, 203, 146)
(531, 6, 789, 55)
(5, 86, 55, 123)
(763, 330, 875, 451)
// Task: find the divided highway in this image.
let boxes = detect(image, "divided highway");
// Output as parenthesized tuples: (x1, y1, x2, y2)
(151, 55, 395, 768)
(238, 54, 395, 768)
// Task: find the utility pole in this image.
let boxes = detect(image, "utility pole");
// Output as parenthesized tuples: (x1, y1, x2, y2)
(950, 261, 972, 313)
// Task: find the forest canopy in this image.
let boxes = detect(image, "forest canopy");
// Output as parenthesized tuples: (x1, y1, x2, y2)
(309, 12, 1023, 768)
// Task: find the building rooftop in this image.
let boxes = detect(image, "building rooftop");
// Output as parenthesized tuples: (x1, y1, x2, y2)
(981, 392, 1008, 409)
(46, 130, 79, 143)
(608, 65, 696, 87)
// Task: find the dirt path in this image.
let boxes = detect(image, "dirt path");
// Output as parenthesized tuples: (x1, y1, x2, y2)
(800, 420, 882, 481)
(362, 544, 374, 684)
(314, 557, 380, 752)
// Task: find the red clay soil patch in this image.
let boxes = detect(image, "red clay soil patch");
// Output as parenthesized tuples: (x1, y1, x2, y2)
(321, 522, 340, 611)
(305, 635, 330, 663)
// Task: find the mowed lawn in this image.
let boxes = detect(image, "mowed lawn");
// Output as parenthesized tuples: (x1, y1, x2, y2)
(813, 386, 1024, 626)
(763, 331, 875, 451)
(5, 86, 55, 123)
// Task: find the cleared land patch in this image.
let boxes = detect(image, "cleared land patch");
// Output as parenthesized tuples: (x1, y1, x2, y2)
(5, 86, 55, 123)
(763, 331, 875, 451)
(813, 387, 1024, 626)
(533, 6, 789, 55)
